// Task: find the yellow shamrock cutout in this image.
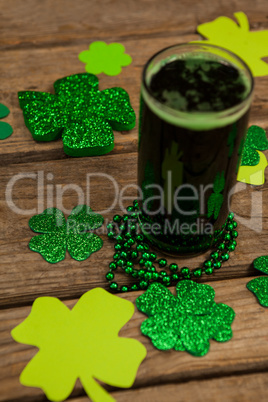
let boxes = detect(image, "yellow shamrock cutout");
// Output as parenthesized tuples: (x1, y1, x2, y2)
(11, 288, 147, 402)
(237, 150, 268, 185)
(194, 12, 268, 77)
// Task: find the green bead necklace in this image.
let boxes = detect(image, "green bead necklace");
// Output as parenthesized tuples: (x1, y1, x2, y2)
(106, 200, 238, 293)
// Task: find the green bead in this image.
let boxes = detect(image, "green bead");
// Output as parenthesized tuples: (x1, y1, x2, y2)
(108, 232, 115, 239)
(113, 252, 120, 260)
(133, 200, 139, 209)
(120, 251, 128, 259)
(193, 268, 202, 278)
(138, 269, 145, 278)
(181, 267, 190, 276)
(145, 260, 153, 268)
(123, 214, 129, 222)
(224, 233, 231, 241)
(158, 259, 167, 268)
(139, 258, 145, 266)
(227, 223, 234, 231)
(123, 242, 131, 250)
(109, 282, 118, 290)
(131, 251, 138, 259)
(221, 252, 229, 261)
(113, 215, 122, 223)
(218, 242, 225, 251)
(149, 253, 157, 261)
(152, 272, 159, 280)
(227, 243, 236, 251)
(117, 259, 125, 267)
(139, 280, 149, 289)
(137, 244, 145, 252)
(160, 270, 167, 277)
(169, 263, 178, 272)
(210, 252, 219, 260)
(130, 225, 136, 232)
(125, 232, 132, 240)
(205, 267, 214, 275)
(232, 240, 237, 246)
(203, 260, 212, 268)
(147, 266, 156, 272)
(126, 261, 133, 267)
(142, 252, 150, 260)
(120, 285, 129, 292)
(126, 206, 134, 213)
(143, 244, 150, 251)
(127, 238, 135, 246)
(116, 235, 124, 243)
(231, 230, 238, 238)
(213, 261, 221, 269)
(125, 266, 133, 274)
(106, 223, 114, 230)
(171, 273, 179, 281)
(109, 262, 117, 270)
(232, 221, 237, 228)
(106, 271, 114, 280)
(162, 275, 171, 284)
(131, 284, 139, 291)
(132, 269, 139, 278)
(144, 272, 152, 280)
(114, 244, 122, 251)
(136, 234, 144, 242)
(228, 212, 234, 220)
(119, 224, 125, 232)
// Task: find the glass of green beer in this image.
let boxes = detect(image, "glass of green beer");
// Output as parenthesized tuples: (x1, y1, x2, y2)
(138, 43, 254, 255)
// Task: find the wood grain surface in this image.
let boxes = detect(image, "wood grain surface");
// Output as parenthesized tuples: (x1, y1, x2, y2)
(1, 0, 268, 401)
(1, 278, 268, 402)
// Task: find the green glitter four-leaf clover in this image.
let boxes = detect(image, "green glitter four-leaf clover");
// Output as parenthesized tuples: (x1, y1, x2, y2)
(240, 125, 268, 166)
(136, 281, 235, 357)
(29, 205, 104, 263)
(247, 256, 268, 307)
(18, 73, 136, 157)
(207, 171, 225, 220)
(0, 103, 13, 140)
(79, 41, 132, 76)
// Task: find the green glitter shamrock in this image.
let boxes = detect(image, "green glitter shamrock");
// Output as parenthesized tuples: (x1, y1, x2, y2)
(29, 205, 104, 263)
(241, 125, 268, 166)
(0, 103, 13, 140)
(136, 281, 235, 357)
(18, 73, 136, 157)
(207, 171, 225, 220)
(79, 41, 132, 76)
(247, 256, 268, 307)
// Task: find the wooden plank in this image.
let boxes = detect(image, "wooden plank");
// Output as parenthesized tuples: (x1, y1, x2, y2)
(0, 153, 267, 307)
(0, 34, 195, 166)
(1, 31, 268, 166)
(69, 372, 268, 402)
(1, 0, 268, 47)
(1, 277, 268, 401)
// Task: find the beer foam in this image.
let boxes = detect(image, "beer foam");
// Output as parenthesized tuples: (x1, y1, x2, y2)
(143, 52, 253, 131)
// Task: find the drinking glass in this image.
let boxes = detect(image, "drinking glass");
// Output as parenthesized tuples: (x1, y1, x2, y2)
(138, 43, 254, 255)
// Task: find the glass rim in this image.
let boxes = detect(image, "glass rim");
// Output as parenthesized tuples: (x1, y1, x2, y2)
(141, 43, 254, 131)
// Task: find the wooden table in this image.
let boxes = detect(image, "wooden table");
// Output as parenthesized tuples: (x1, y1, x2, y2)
(1, 1, 268, 401)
